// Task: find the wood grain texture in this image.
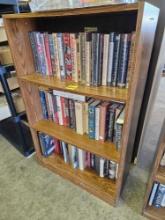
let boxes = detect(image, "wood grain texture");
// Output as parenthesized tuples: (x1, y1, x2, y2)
(155, 166, 165, 184)
(19, 74, 128, 102)
(115, 1, 159, 204)
(32, 120, 120, 163)
(143, 206, 165, 220)
(3, 3, 138, 19)
(37, 154, 116, 206)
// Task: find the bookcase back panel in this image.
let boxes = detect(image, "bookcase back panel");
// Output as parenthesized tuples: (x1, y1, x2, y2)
(36, 11, 137, 34)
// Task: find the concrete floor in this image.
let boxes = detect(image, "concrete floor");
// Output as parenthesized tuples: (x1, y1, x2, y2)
(0, 134, 148, 220)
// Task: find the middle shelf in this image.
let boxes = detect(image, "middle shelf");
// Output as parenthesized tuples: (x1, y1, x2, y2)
(32, 119, 120, 163)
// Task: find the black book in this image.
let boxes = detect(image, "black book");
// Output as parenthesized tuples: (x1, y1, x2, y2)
(29, 32, 40, 72)
(91, 33, 97, 86)
(68, 99, 76, 129)
(98, 33, 104, 86)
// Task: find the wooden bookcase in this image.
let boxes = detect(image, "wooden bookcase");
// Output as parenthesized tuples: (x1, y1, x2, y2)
(143, 120, 165, 220)
(3, 2, 159, 206)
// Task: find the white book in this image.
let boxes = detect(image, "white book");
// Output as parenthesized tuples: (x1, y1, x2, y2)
(116, 163, 119, 179)
(100, 158, 105, 178)
(95, 105, 100, 140)
(55, 96, 63, 125)
(161, 192, 165, 207)
(78, 149, 86, 171)
(85, 39, 92, 86)
(52, 33, 61, 79)
(57, 33, 65, 80)
(47, 92, 55, 120)
(102, 34, 109, 86)
(75, 101, 84, 135)
(149, 183, 159, 206)
(53, 90, 86, 102)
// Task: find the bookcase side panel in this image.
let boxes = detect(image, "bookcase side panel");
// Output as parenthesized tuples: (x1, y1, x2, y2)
(115, 2, 159, 203)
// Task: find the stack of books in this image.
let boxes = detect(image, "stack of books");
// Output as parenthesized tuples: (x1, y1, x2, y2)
(29, 31, 135, 88)
(148, 182, 165, 208)
(39, 132, 118, 180)
(39, 89, 125, 150)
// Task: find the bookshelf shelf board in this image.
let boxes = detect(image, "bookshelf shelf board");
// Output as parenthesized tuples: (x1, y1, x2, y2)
(155, 166, 165, 184)
(143, 206, 165, 220)
(19, 74, 128, 102)
(3, 3, 138, 19)
(38, 154, 116, 205)
(32, 120, 120, 163)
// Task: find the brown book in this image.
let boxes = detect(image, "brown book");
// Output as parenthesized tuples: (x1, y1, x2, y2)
(99, 102, 110, 142)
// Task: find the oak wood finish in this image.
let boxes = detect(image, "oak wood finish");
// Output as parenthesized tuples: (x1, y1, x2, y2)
(143, 120, 165, 220)
(19, 74, 128, 102)
(3, 2, 159, 206)
(32, 120, 120, 163)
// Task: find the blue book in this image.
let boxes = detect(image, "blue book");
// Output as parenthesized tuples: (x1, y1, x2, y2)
(153, 184, 165, 208)
(88, 100, 101, 139)
(39, 133, 55, 157)
(39, 90, 48, 119)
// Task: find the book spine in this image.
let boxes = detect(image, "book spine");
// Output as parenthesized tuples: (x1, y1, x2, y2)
(68, 99, 76, 129)
(70, 33, 78, 82)
(41, 33, 50, 75)
(75, 101, 84, 135)
(57, 33, 66, 80)
(161, 193, 165, 207)
(29, 32, 39, 72)
(63, 33, 72, 80)
(76, 33, 81, 82)
(117, 33, 131, 88)
(107, 33, 114, 85)
(39, 90, 48, 119)
(107, 109, 115, 141)
(53, 33, 61, 79)
(86, 152, 91, 168)
(69, 145, 78, 169)
(48, 34, 56, 75)
(45, 91, 51, 120)
(54, 139, 61, 154)
(60, 97, 66, 126)
(80, 33, 86, 84)
(94, 156, 100, 175)
(98, 33, 104, 86)
(95, 106, 100, 140)
(84, 102, 89, 134)
(52, 95, 59, 124)
(61, 142, 69, 163)
(93, 33, 100, 86)
(64, 98, 69, 127)
(108, 161, 117, 180)
(149, 183, 159, 206)
(35, 32, 47, 75)
(88, 105, 96, 139)
(53, 89, 86, 102)
(91, 33, 97, 86)
(85, 32, 92, 86)
(39, 132, 46, 156)
(56, 96, 63, 125)
(47, 92, 55, 121)
(78, 149, 86, 171)
(99, 105, 108, 142)
(126, 32, 136, 88)
(102, 34, 109, 86)
(111, 33, 121, 86)
(91, 154, 95, 168)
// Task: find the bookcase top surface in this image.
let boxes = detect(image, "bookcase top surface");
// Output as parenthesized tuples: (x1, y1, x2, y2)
(3, 3, 139, 19)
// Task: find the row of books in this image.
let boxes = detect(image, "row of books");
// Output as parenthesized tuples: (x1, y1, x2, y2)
(39, 89, 125, 150)
(29, 31, 135, 88)
(39, 132, 118, 180)
(148, 182, 165, 208)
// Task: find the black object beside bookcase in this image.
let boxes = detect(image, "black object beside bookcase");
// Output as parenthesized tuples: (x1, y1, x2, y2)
(3, 2, 159, 206)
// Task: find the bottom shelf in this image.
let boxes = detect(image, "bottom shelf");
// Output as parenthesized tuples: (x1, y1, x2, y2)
(143, 206, 165, 220)
(37, 154, 117, 206)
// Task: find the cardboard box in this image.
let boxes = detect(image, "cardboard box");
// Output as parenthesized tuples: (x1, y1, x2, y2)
(0, 77, 19, 93)
(0, 46, 13, 65)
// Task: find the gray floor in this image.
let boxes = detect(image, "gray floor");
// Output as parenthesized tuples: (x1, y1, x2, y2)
(0, 134, 148, 220)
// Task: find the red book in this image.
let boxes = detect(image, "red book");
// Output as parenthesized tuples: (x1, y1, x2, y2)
(63, 33, 72, 80)
(44, 33, 53, 75)
(54, 139, 61, 154)
(60, 97, 66, 126)
(99, 102, 110, 142)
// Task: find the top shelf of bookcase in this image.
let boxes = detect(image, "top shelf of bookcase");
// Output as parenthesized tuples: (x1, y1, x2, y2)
(19, 74, 128, 102)
(3, 3, 139, 19)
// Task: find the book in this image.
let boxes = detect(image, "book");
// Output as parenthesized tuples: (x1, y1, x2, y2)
(44, 33, 53, 75)
(117, 33, 131, 88)
(111, 33, 121, 86)
(52, 33, 61, 79)
(63, 33, 72, 80)
(68, 144, 78, 168)
(68, 99, 76, 129)
(107, 103, 119, 141)
(57, 33, 65, 80)
(80, 32, 86, 84)
(95, 104, 101, 140)
(88, 100, 101, 139)
(46, 91, 55, 121)
(85, 32, 92, 86)
(107, 33, 115, 86)
(78, 149, 86, 171)
(99, 102, 110, 142)
(93, 33, 100, 86)
(39, 89, 48, 119)
(161, 192, 165, 207)
(52, 94, 59, 124)
(75, 33, 81, 82)
(39, 133, 55, 157)
(55, 95, 63, 125)
(61, 141, 69, 163)
(29, 32, 40, 72)
(98, 33, 104, 86)
(75, 101, 85, 135)
(53, 90, 86, 102)
(70, 33, 78, 82)
(102, 34, 109, 86)
(48, 34, 56, 74)
(115, 107, 125, 150)
(149, 183, 159, 206)
(60, 97, 69, 127)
